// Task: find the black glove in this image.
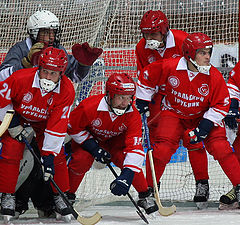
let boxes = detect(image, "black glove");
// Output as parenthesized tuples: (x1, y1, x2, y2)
(189, 118, 214, 144)
(224, 98, 239, 129)
(136, 98, 150, 117)
(81, 138, 111, 164)
(42, 155, 55, 182)
(110, 168, 134, 196)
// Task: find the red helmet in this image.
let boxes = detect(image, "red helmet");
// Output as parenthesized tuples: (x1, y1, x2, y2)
(38, 47, 68, 72)
(106, 73, 136, 99)
(140, 10, 169, 35)
(182, 32, 213, 61)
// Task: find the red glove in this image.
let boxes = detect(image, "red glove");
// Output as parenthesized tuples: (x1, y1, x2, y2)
(72, 42, 103, 66)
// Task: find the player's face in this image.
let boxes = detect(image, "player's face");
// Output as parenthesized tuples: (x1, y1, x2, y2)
(39, 68, 61, 83)
(37, 28, 56, 46)
(195, 48, 211, 66)
(111, 94, 132, 109)
(143, 32, 164, 47)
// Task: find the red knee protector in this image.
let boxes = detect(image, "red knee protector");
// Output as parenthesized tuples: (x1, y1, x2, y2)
(0, 158, 20, 193)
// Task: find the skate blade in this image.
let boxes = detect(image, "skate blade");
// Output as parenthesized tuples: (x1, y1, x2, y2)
(55, 212, 71, 223)
(3, 215, 13, 224)
(147, 211, 159, 219)
(196, 202, 208, 210)
(38, 209, 56, 218)
(218, 202, 239, 210)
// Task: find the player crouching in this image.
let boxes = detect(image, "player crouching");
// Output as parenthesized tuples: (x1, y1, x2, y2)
(0, 47, 75, 223)
(67, 73, 158, 215)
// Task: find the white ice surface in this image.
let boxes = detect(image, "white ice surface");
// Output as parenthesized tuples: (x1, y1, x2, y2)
(4, 205, 240, 225)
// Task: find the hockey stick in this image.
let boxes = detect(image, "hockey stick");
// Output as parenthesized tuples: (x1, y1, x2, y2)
(0, 109, 15, 137)
(142, 113, 176, 216)
(23, 137, 101, 225)
(106, 162, 149, 224)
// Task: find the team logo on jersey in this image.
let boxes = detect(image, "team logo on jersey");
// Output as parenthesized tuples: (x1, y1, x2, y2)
(198, 84, 209, 96)
(168, 76, 180, 88)
(47, 96, 53, 105)
(92, 118, 102, 127)
(23, 92, 33, 103)
(148, 55, 156, 64)
(119, 123, 127, 132)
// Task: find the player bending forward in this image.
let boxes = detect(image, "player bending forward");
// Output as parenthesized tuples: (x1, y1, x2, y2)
(0, 47, 75, 222)
(219, 60, 240, 209)
(136, 32, 240, 207)
(0, 9, 102, 218)
(67, 73, 158, 215)
(136, 10, 210, 208)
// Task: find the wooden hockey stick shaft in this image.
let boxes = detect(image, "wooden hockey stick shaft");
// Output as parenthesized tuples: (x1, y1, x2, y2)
(23, 137, 101, 225)
(0, 109, 15, 137)
(142, 113, 176, 216)
(107, 162, 149, 224)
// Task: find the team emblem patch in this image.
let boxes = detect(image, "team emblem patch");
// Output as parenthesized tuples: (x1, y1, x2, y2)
(47, 96, 53, 105)
(23, 92, 33, 103)
(198, 84, 209, 96)
(148, 55, 156, 64)
(92, 118, 102, 127)
(119, 123, 127, 132)
(168, 76, 180, 88)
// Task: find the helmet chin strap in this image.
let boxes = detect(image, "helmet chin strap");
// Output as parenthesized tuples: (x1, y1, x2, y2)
(145, 39, 164, 50)
(111, 107, 128, 116)
(39, 78, 58, 92)
(190, 58, 211, 74)
(104, 95, 130, 116)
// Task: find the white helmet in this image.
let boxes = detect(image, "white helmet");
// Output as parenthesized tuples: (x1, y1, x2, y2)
(27, 10, 60, 43)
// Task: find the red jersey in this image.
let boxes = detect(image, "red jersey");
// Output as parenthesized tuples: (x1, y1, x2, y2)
(136, 57, 230, 125)
(0, 67, 75, 155)
(68, 94, 145, 172)
(227, 61, 240, 101)
(136, 29, 188, 74)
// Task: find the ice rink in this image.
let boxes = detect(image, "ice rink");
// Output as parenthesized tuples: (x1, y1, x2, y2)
(5, 204, 240, 225)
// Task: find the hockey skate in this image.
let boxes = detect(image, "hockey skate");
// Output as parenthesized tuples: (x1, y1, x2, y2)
(66, 191, 76, 206)
(0, 193, 15, 223)
(219, 187, 239, 210)
(193, 180, 209, 210)
(37, 206, 56, 218)
(53, 193, 72, 223)
(137, 188, 158, 215)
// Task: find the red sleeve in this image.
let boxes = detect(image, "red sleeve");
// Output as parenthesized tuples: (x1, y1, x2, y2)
(136, 60, 167, 101)
(136, 39, 147, 73)
(0, 73, 19, 109)
(68, 98, 93, 144)
(203, 68, 230, 124)
(123, 107, 145, 172)
(227, 61, 240, 101)
(42, 79, 75, 155)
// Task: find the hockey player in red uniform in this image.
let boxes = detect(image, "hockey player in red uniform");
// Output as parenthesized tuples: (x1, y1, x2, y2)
(67, 73, 158, 215)
(218, 61, 240, 209)
(136, 10, 209, 208)
(136, 32, 240, 208)
(0, 47, 75, 222)
(0, 9, 103, 219)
